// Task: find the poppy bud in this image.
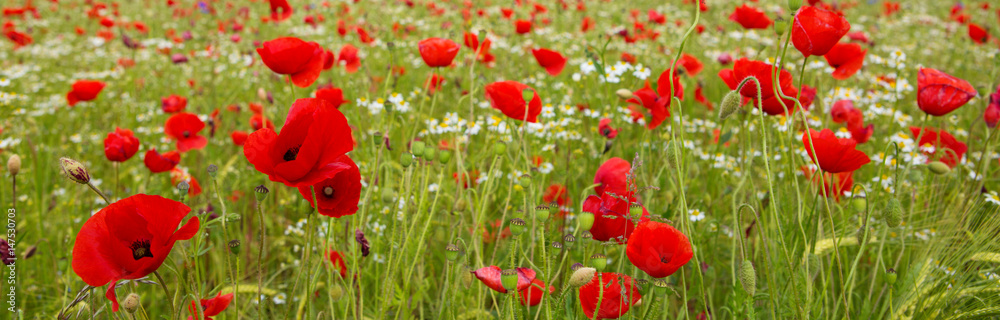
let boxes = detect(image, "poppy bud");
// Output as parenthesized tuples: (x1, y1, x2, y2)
(493, 142, 506, 156)
(207, 164, 218, 178)
(228, 240, 240, 254)
(454, 199, 468, 213)
(445, 244, 460, 262)
(927, 161, 951, 175)
(577, 212, 595, 230)
(372, 132, 383, 146)
(740, 260, 756, 296)
(569, 267, 597, 287)
(590, 253, 607, 271)
(719, 91, 742, 120)
(509, 218, 527, 236)
(534, 205, 550, 221)
(882, 198, 902, 228)
(331, 284, 344, 301)
(123, 293, 140, 314)
(411, 141, 426, 157)
(381, 187, 396, 204)
(856, 225, 870, 246)
(521, 89, 535, 104)
(665, 140, 679, 168)
(562, 234, 576, 249)
(615, 89, 634, 100)
(400, 152, 414, 167)
(254, 184, 269, 202)
(788, 0, 802, 11)
(6, 154, 20, 176)
(438, 150, 452, 164)
(850, 197, 866, 213)
(59, 157, 91, 184)
(500, 269, 519, 292)
(885, 268, 897, 285)
(423, 148, 437, 161)
(550, 242, 562, 256)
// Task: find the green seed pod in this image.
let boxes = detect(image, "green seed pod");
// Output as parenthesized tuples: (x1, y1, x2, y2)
(177, 181, 190, 192)
(381, 187, 396, 204)
(651, 278, 670, 294)
(501, 269, 519, 292)
(59, 157, 91, 184)
(207, 164, 218, 178)
(372, 131, 383, 146)
(123, 293, 140, 314)
(581, 231, 593, 240)
(7, 154, 21, 176)
(438, 150, 452, 164)
(577, 212, 595, 230)
(445, 244, 460, 262)
(885, 268, 897, 285)
(550, 242, 562, 256)
(454, 199, 468, 213)
(521, 89, 535, 104)
(740, 260, 757, 296)
(400, 152, 414, 168)
(411, 141, 426, 157)
(773, 17, 789, 36)
(548, 203, 560, 217)
(535, 205, 550, 221)
(629, 204, 643, 220)
(719, 90, 742, 120)
(423, 148, 437, 161)
(562, 234, 576, 249)
(591, 253, 607, 272)
(569, 267, 597, 287)
(493, 142, 507, 156)
(518, 174, 531, 188)
(882, 198, 902, 228)
(228, 240, 240, 255)
(788, 0, 802, 11)
(509, 218, 527, 236)
(254, 185, 269, 201)
(927, 161, 951, 175)
(570, 262, 584, 271)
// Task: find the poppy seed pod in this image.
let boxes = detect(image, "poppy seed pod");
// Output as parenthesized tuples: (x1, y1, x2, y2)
(569, 267, 597, 287)
(423, 148, 437, 161)
(882, 198, 902, 228)
(577, 212, 595, 230)
(123, 293, 140, 314)
(445, 244, 460, 262)
(773, 17, 789, 36)
(534, 205, 550, 221)
(740, 260, 756, 296)
(254, 184, 269, 202)
(590, 253, 607, 271)
(411, 141, 426, 158)
(562, 234, 576, 249)
(719, 91, 742, 120)
(651, 278, 670, 294)
(400, 152, 414, 167)
(509, 218, 527, 236)
(228, 240, 240, 255)
(60, 157, 91, 184)
(438, 150, 452, 164)
(788, 0, 802, 11)
(615, 89, 634, 100)
(628, 204, 643, 220)
(7, 154, 21, 176)
(927, 161, 951, 175)
(518, 174, 531, 188)
(885, 268, 897, 285)
(500, 269, 519, 292)
(493, 142, 507, 156)
(206, 164, 218, 178)
(521, 89, 536, 105)
(550, 242, 562, 256)
(177, 181, 190, 192)
(372, 132, 383, 146)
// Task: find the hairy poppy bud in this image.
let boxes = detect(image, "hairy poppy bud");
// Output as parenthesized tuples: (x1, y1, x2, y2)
(719, 91, 742, 120)
(493, 142, 506, 156)
(534, 205, 550, 221)
(501, 269, 519, 291)
(788, 0, 802, 11)
(577, 212, 595, 230)
(885, 268, 897, 285)
(228, 240, 240, 254)
(454, 199, 468, 213)
(400, 152, 414, 167)
(590, 253, 607, 271)
(856, 225, 870, 246)
(562, 234, 576, 249)
(123, 293, 141, 314)
(927, 161, 951, 175)
(207, 164, 218, 178)
(6, 154, 20, 176)
(254, 184, 269, 202)
(445, 244, 460, 262)
(882, 198, 902, 228)
(59, 157, 91, 184)
(740, 260, 756, 296)
(381, 187, 396, 204)
(615, 89, 634, 100)
(509, 218, 527, 236)
(569, 267, 597, 287)
(331, 284, 344, 301)
(664, 140, 679, 168)
(411, 141, 426, 157)
(438, 150, 452, 164)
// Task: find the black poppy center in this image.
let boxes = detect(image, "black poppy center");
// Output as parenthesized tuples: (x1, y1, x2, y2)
(659, 252, 674, 264)
(129, 239, 153, 260)
(602, 128, 611, 136)
(323, 186, 335, 198)
(283, 145, 301, 161)
(182, 131, 191, 138)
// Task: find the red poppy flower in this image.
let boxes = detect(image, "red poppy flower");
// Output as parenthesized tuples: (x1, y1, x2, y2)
(648, 10, 666, 24)
(986, 87, 1000, 128)
(170, 168, 203, 197)
(471, 266, 536, 293)
(917, 68, 977, 116)
(104, 127, 140, 162)
(677, 53, 703, 76)
(463, 32, 480, 49)
(802, 128, 871, 173)
(627, 82, 671, 130)
(846, 31, 871, 44)
(694, 83, 714, 110)
(968, 23, 989, 44)
(315, 86, 346, 108)
(484, 81, 542, 123)
(268, 0, 292, 21)
(243, 98, 354, 187)
(426, 73, 446, 95)
(849, 124, 874, 144)
(830, 100, 862, 127)
(143, 149, 180, 173)
(909, 127, 968, 168)
(542, 183, 569, 206)
(250, 114, 275, 131)
(583, 190, 650, 243)
(328, 250, 348, 278)
(728, 4, 772, 30)
(732, 58, 799, 115)
(792, 6, 851, 57)
(296, 155, 361, 218)
(515, 19, 532, 34)
(598, 118, 618, 139)
(4, 29, 32, 48)
(531, 48, 568, 76)
(593, 157, 630, 196)
(579, 272, 641, 319)
(418, 37, 460, 68)
(256, 37, 324, 88)
(338, 44, 361, 73)
(824, 42, 866, 80)
(799, 85, 818, 110)
(626, 221, 693, 278)
(161, 94, 188, 113)
(231, 131, 249, 146)
(188, 292, 233, 320)
(519, 279, 554, 307)
(71, 194, 199, 312)
(67, 80, 106, 106)
(164, 113, 208, 152)
(581, 17, 595, 32)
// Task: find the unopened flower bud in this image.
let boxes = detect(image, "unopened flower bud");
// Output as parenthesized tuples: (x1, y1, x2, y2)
(123, 293, 141, 314)
(615, 89, 634, 100)
(257, 88, 268, 101)
(569, 267, 597, 287)
(882, 198, 902, 228)
(381, 187, 396, 204)
(6, 154, 20, 176)
(330, 284, 344, 301)
(719, 91, 742, 120)
(509, 218, 527, 236)
(856, 225, 870, 246)
(445, 244, 460, 262)
(927, 161, 951, 175)
(577, 212, 595, 230)
(665, 140, 679, 167)
(740, 260, 757, 296)
(590, 253, 607, 271)
(59, 157, 90, 184)
(500, 269, 519, 291)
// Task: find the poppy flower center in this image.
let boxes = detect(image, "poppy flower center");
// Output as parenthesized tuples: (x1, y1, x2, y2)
(602, 128, 611, 136)
(129, 239, 154, 260)
(283, 145, 301, 161)
(659, 252, 674, 264)
(323, 186, 335, 198)
(182, 131, 191, 138)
